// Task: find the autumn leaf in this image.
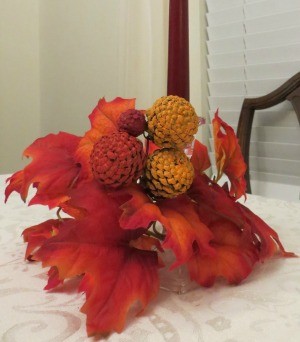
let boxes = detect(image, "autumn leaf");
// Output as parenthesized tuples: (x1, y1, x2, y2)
(189, 174, 246, 228)
(30, 181, 159, 336)
(190, 139, 211, 175)
(118, 186, 215, 268)
(146, 140, 160, 155)
(157, 196, 215, 268)
(22, 219, 63, 260)
(237, 202, 296, 260)
(187, 220, 259, 286)
(45, 266, 64, 290)
(212, 110, 247, 199)
(75, 97, 136, 180)
(5, 132, 81, 209)
(117, 184, 162, 230)
(187, 173, 295, 286)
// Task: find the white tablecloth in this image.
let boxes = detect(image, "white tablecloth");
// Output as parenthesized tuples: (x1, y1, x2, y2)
(0, 174, 299, 342)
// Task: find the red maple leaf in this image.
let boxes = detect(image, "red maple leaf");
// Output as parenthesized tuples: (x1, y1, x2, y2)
(190, 139, 211, 175)
(5, 132, 81, 208)
(187, 174, 295, 285)
(118, 181, 258, 285)
(22, 219, 62, 260)
(212, 111, 247, 199)
(118, 186, 215, 268)
(29, 181, 159, 336)
(187, 219, 259, 286)
(237, 202, 296, 260)
(75, 97, 136, 180)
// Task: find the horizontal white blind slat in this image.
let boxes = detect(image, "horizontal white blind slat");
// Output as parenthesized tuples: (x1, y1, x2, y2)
(208, 66, 245, 82)
(245, 0, 300, 18)
(206, 0, 244, 12)
(208, 61, 300, 82)
(206, 6, 244, 26)
(245, 78, 289, 95)
(209, 107, 298, 126)
(208, 81, 246, 96)
(245, 26, 300, 50)
(209, 125, 300, 144)
(207, 22, 244, 40)
(209, 138, 300, 159)
(208, 43, 300, 68)
(207, 10, 300, 40)
(207, 26, 300, 54)
(246, 61, 300, 79)
(246, 43, 300, 64)
(249, 142, 300, 159)
(207, 52, 244, 68)
(210, 153, 300, 177)
(207, 37, 244, 54)
(249, 157, 300, 176)
(245, 10, 300, 34)
(249, 172, 300, 187)
(208, 96, 244, 110)
(209, 78, 295, 96)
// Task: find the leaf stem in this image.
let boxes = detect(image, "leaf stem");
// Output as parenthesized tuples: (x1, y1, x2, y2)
(56, 208, 63, 221)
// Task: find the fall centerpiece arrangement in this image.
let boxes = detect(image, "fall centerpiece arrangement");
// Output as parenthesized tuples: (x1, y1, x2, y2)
(5, 96, 294, 337)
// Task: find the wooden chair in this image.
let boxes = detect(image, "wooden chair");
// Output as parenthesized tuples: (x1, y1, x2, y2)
(236, 72, 300, 194)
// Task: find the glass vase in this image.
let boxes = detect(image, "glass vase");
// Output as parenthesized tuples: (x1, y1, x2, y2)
(153, 223, 197, 294)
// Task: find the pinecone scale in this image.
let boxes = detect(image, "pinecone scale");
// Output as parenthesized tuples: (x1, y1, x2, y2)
(145, 148, 194, 198)
(146, 95, 198, 149)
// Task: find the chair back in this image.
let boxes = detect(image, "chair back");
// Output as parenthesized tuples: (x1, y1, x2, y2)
(237, 72, 300, 193)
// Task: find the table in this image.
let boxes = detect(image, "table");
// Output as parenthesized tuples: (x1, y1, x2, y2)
(0, 174, 299, 341)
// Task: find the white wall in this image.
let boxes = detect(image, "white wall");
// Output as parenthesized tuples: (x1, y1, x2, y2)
(0, 0, 40, 174)
(0, 0, 207, 174)
(189, 0, 208, 144)
(39, 0, 169, 137)
(39, 0, 122, 136)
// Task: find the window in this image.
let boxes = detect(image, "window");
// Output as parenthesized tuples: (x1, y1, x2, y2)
(206, 0, 300, 201)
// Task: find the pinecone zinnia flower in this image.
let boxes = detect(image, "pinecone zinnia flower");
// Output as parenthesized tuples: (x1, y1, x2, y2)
(90, 132, 145, 187)
(146, 95, 198, 149)
(145, 148, 194, 198)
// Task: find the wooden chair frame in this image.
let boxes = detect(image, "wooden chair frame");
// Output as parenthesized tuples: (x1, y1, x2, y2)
(236, 72, 300, 194)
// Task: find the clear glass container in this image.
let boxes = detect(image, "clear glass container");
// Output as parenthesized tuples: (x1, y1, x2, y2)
(151, 222, 198, 294)
(158, 249, 198, 294)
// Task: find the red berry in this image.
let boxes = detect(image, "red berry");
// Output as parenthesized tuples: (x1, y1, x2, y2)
(117, 109, 146, 137)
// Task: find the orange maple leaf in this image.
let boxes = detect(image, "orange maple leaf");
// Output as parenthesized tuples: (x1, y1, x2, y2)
(212, 111, 247, 199)
(75, 97, 136, 180)
(118, 186, 215, 268)
(29, 181, 159, 336)
(22, 219, 62, 260)
(187, 174, 295, 286)
(5, 132, 81, 208)
(187, 220, 259, 286)
(190, 139, 211, 176)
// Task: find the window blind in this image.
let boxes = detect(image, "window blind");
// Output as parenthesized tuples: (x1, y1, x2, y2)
(206, 0, 300, 201)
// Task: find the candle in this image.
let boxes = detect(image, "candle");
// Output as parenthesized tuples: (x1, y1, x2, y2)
(167, 0, 189, 101)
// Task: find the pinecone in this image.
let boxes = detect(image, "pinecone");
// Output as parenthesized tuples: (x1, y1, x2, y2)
(117, 109, 146, 137)
(90, 132, 145, 187)
(145, 148, 194, 198)
(146, 95, 198, 149)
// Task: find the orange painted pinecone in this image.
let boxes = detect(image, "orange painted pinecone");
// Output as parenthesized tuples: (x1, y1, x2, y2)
(146, 95, 198, 149)
(145, 148, 194, 198)
(90, 132, 145, 187)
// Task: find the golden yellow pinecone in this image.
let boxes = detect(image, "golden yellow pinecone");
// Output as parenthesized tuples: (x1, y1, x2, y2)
(146, 95, 198, 149)
(145, 148, 194, 198)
